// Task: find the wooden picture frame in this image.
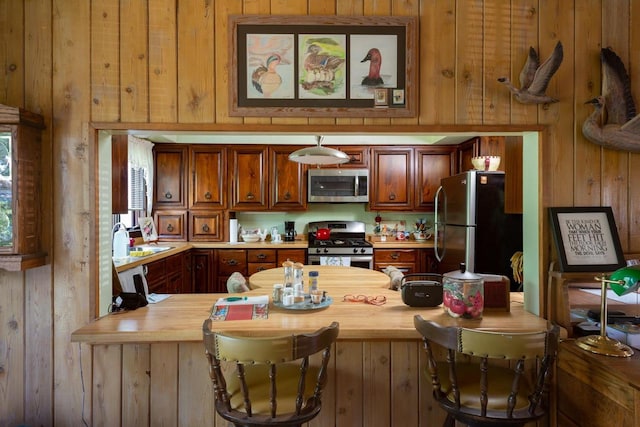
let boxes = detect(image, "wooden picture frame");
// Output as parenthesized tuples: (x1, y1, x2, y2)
(139, 217, 158, 243)
(549, 207, 626, 272)
(229, 15, 417, 117)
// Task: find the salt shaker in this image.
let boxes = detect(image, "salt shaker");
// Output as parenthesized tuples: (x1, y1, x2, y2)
(272, 284, 283, 303)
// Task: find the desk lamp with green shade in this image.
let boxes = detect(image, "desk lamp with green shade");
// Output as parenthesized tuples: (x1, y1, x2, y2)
(576, 265, 640, 357)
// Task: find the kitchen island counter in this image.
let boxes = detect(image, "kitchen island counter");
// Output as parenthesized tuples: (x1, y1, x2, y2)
(71, 277, 546, 426)
(73, 276, 543, 343)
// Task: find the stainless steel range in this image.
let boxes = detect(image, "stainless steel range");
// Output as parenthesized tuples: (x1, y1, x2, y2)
(307, 220, 374, 269)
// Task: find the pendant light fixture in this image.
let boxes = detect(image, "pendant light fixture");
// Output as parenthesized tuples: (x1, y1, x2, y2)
(288, 135, 350, 165)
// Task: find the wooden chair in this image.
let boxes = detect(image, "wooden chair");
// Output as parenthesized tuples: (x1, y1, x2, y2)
(414, 315, 559, 427)
(202, 319, 339, 427)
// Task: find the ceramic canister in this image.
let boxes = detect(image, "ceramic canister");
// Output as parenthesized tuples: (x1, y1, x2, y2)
(442, 263, 484, 319)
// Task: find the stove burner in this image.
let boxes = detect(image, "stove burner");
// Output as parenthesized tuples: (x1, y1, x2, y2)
(310, 238, 371, 248)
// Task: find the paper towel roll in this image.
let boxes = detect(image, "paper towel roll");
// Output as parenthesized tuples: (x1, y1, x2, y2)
(229, 219, 238, 243)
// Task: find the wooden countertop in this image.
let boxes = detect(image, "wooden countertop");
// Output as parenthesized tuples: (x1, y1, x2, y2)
(114, 239, 433, 272)
(72, 270, 545, 344)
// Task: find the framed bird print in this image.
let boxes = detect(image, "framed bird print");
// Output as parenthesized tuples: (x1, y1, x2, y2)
(229, 15, 417, 118)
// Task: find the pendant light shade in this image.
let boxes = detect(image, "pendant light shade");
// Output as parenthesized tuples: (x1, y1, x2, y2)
(288, 136, 350, 165)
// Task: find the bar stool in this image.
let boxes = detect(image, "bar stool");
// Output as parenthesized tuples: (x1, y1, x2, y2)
(202, 320, 339, 427)
(414, 315, 559, 427)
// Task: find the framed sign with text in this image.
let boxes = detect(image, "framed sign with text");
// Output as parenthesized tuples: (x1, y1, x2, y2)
(549, 206, 626, 272)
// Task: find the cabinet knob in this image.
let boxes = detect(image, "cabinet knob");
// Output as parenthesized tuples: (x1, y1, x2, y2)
(391, 252, 399, 260)
(284, 192, 291, 200)
(202, 224, 210, 232)
(227, 259, 238, 266)
(164, 191, 173, 199)
(257, 253, 266, 260)
(389, 193, 396, 201)
(246, 192, 255, 200)
(204, 191, 212, 200)
(167, 224, 174, 232)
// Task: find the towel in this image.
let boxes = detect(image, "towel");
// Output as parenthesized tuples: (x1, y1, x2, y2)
(117, 266, 149, 296)
(320, 256, 351, 266)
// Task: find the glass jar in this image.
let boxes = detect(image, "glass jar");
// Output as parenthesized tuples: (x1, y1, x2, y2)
(282, 287, 294, 306)
(442, 263, 484, 319)
(293, 262, 304, 288)
(282, 260, 294, 287)
(272, 284, 283, 303)
(308, 271, 319, 293)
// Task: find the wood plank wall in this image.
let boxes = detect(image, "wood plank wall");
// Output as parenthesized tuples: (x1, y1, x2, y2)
(1, 0, 639, 424)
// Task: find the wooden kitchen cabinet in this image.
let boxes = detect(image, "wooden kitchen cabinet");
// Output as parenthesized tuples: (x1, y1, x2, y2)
(111, 134, 128, 214)
(269, 146, 307, 211)
(190, 145, 227, 209)
(456, 136, 523, 213)
(322, 145, 369, 168)
(216, 249, 248, 293)
(277, 249, 306, 265)
(145, 253, 186, 294)
(414, 147, 455, 210)
(229, 145, 306, 211)
(145, 258, 167, 294)
(229, 146, 268, 211)
(370, 147, 413, 211)
(188, 211, 224, 241)
(457, 138, 478, 172)
(191, 249, 214, 293)
(165, 253, 186, 293)
(374, 248, 436, 274)
(374, 249, 419, 274)
(153, 144, 188, 209)
(154, 210, 187, 241)
(247, 248, 276, 274)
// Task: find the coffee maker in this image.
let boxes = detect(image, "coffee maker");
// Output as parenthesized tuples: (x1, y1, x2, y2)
(284, 221, 297, 242)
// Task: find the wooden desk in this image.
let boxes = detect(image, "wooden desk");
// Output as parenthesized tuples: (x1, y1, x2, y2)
(71, 283, 548, 426)
(557, 340, 640, 427)
(249, 265, 391, 289)
(547, 266, 610, 335)
(548, 261, 640, 336)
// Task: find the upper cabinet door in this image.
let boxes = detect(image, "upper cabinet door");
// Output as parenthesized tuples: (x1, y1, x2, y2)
(320, 145, 369, 169)
(230, 146, 268, 210)
(370, 147, 413, 210)
(414, 147, 455, 210)
(154, 144, 188, 209)
(269, 146, 306, 211)
(190, 146, 227, 209)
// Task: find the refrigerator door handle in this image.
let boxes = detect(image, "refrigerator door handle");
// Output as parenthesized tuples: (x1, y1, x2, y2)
(434, 186, 445, 262)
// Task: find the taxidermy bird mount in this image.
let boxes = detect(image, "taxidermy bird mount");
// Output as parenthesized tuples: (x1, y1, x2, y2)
(497, 41, 563, 104)
(582, 47, 640, 152)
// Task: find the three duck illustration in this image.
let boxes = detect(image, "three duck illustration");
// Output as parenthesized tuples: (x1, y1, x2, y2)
(251, 54, 282, 97)
(360, 48, 384, 86)
(497, 41, 563, 104)
(301, 44, 344, 92)
(582, 47, 640, 152)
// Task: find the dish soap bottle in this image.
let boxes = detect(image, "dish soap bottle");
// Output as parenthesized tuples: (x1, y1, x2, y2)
(112, 223, 129, 259)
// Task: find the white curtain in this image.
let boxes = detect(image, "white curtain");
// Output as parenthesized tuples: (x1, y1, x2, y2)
(128, 136, 154, 215)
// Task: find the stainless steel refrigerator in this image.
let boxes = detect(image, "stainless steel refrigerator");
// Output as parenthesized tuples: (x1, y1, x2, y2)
(434, 170, 522, 288)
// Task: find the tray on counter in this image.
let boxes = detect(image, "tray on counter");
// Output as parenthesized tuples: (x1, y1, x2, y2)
(273, 295, 333, 311)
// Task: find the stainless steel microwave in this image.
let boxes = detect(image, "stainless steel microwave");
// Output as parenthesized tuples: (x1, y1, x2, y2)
(308, 169, 369, 203)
